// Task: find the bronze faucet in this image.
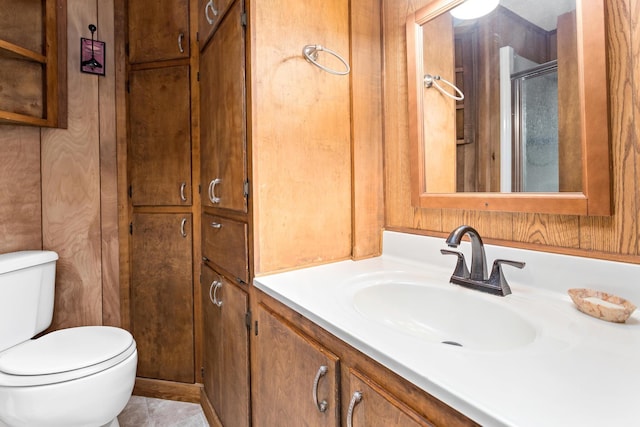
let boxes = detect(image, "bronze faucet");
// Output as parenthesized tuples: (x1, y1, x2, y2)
(441, 225, 525, 296)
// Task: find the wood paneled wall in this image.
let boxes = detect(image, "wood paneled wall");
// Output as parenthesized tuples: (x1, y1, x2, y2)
(383, 0, 640, 263)
(0, 0, 119, 329)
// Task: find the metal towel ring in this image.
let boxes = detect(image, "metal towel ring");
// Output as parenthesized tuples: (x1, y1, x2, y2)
(302, 44, 350, 76)
(424, 74, 464, 101)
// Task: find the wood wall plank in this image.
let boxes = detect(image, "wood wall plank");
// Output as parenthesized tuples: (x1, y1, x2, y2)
(0, 126, 42, 252)
(383, 0, 640, 262)
(351, 0, 385, 259)
(98, 0, 121, 327)
(41, 0, 103, 328)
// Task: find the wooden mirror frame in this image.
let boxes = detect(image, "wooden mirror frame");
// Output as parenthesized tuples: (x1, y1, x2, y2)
(406, 0, 611, 215)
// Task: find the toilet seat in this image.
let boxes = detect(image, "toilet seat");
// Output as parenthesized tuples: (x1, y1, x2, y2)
(0, 326, 136, 387)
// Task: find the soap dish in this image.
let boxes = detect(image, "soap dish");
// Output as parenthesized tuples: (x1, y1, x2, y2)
(568, 288, 636, 323)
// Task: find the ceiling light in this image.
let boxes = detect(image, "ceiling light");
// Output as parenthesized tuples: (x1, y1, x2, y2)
(450, 0, 499, 20)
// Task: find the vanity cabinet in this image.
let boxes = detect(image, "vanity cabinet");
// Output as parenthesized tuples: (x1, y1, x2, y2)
(0, 0, 66, 127)
(129, 65, 192, 207)
(199, 0, 247, 214)
(201, 264, 250, 427)
(130, 212, 194, 383)
(252, 302, 340, 427)
(127, 0, 190, 64)
(252, 289, 478, 427)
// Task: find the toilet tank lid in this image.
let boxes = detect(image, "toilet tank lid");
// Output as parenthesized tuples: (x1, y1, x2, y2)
(0, 326, 134, 376)
(0, 251, 58, 275)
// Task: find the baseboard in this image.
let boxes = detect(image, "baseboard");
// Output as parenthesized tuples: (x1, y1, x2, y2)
(132, 377, 202, 403)
(200, 389, 223, 427)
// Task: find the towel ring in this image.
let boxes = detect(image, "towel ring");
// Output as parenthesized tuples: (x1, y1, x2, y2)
(302, 44, 350, 76)
(424, 74, 464, 101)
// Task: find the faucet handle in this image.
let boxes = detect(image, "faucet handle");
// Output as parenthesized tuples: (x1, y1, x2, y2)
(488, 259, 525, 296)
(440, 249, 470, 278)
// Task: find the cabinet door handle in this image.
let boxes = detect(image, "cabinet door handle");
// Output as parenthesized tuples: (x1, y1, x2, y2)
(178, 32, 185, 53)
(180, 217, 188, 238)
(209, 280, 220, 305)
(312, 365, 329, 412)
(210, 222, 222, 229)
(208, 178, 221, 204)
(204, 0, 218, 25)
(179, 182, 187, 202)
(346, 391, 363, 427)
(212, 280, 223, 308)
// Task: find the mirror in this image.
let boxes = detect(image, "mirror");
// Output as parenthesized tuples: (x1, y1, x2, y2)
(406, 0, 611, 215)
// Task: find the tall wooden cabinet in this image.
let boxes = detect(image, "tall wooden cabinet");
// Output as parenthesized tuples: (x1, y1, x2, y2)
(126, 0, 199, 386)
(199, 0, 251, 424)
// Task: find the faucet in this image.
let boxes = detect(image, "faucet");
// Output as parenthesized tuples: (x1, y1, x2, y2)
(441, 225, 525, 296)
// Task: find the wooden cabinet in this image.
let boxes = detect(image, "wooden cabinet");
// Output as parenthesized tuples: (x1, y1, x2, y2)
(201, 264, 250, 427)
(0, 0, 66, 127)
(129, 65, 192, 206)
(200, 0, 247, 213)
(252, 302, 340, 427)
(127, 0, 190, 64)
(198, 0, 235, 49)
(130, 213, 194, 383)
(252, 290, 478, 427)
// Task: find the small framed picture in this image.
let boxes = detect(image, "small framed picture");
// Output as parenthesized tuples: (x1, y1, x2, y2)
(80, 37, 105, 76)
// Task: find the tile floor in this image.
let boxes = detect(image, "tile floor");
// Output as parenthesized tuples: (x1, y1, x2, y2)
(118, 396, 209, 427)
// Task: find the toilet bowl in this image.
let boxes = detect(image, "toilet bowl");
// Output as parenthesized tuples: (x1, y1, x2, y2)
(0, 251, 138, 427)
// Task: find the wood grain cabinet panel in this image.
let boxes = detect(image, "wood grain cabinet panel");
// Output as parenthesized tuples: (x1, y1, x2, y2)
(129, 65, 192, 207)
(347, 370, 434, 427)
(202, 213, 248, 283)
(200, 0, 247, 214)
(198, 0, 235, 50)
(252, 303, 340, 427)
(201, 264, 250, 427)
(131, 212, 194, 383)
(127, 0, 190, 64)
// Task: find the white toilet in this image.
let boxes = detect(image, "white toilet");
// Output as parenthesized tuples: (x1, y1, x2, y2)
(0, 251, 137, 427)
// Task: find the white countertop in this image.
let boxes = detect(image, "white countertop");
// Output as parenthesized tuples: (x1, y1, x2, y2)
(254, 231, 640, 426)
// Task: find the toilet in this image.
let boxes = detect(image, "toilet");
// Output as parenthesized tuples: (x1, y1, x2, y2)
(0, 251, 137, 427)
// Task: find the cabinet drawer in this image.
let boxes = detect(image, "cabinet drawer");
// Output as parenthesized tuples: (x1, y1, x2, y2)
(202, 213, 248, 283)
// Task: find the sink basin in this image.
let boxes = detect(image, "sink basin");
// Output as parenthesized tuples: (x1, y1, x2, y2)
(352, 283, 537, 351)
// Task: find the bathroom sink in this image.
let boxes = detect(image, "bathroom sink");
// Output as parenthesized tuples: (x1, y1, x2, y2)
(352, 283, 537, 351)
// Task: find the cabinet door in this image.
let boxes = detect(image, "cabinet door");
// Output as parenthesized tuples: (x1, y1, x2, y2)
(128, 0, 189, 63)
(202, 213, 249, 283)
(131, 213, 194, 383)
(346, 369, 433, 427)
(200, 0, 247, 213)
(202, 265, 250, 427)
(129, 66, 192, 206)
(252, 303, 340, 427)
(198, 0, 235, 49)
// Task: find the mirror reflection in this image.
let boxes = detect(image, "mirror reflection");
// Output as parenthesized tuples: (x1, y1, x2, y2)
(421, 0, 579, 193)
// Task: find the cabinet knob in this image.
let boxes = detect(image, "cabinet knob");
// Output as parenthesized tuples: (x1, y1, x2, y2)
(312, 365, 329, 413)
(204, 0, 218, 25)
(208, 178, 222, 204)
(346, 391, 363, 427)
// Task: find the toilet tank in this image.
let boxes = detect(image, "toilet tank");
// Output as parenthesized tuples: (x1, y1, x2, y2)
(0, 251, 58, 352)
